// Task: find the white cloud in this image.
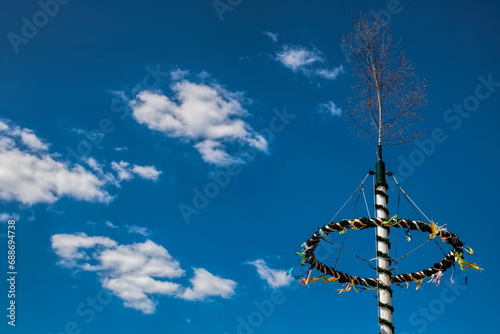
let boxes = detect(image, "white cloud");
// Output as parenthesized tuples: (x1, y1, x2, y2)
(263, 31, 279, 42)
(127, 225, 151, 237)
(0, 149, 111, 205)
(51, 233, 118, 267)
(318, 101, 343, 117)
(86, 157, 104, 174)
(194, 140, 243, 166)
(0, 122, 48, 151)
(51, 234, 237, 314)
(97, 240, 185, 278)
(0, 121, 9, 131)
(0, 120, 111, 205)
(0, 119, 160, 206)
(114, 146, 128, 152)
(178, 268, 237, 301)
(111, 161, 133, 181)
(247, 259, 293, 288)
(103, 275, 181, 314)
(131, 165, 161, 181)
(19, 129, 48, 151)
(0, 213, 19, 222)
(129, 76, 267, 166)
(275, 45, 344, 81)
(98, 241, 184, 314)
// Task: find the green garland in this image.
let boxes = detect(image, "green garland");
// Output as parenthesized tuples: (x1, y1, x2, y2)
(378, 318, 396, 332)
(378, 301, 395, 313)
(374, 204, 390, 216)
(374, 189, 389, 202)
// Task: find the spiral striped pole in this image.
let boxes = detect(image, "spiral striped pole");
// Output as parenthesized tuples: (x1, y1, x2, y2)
(375, 145, 394, 334)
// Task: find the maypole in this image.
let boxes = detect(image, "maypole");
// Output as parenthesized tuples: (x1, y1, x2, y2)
(291, 12, 482, 334)
(343, 14, 426, 331)
(374, 145, 393, 334)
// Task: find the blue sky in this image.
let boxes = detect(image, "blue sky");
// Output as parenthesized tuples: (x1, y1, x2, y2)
(1, 0, 499, 333)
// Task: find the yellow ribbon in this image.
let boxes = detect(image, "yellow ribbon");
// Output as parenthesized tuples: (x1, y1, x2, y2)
(350, 219, 366, 230)
(322, 275, 340, 283)
(456, 251, 483, 271)
(307, 274, 327, 284)
(458, 258, 483, 271)
(429, 220, 439, 239)
(463, 246, 474, 255)
(336, 284, 352, 294)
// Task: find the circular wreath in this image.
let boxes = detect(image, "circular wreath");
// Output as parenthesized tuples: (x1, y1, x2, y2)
(299, 217, 475, 289)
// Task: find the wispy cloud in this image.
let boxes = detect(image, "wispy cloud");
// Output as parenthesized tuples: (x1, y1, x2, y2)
(105, 221, 118, 229)
(275, 45, 344, 80)
(0, 212, 20, 222)
(276, 45, 323, 72)
(315, 67, 344, 80)
(111, 161, 161, 182)
(126, 225, 151, 237)
(263, 31, 279, 43)
(129, 71, 268, 166)
(247, 259, 293, 288)
(317, 101, 343, 117)
(171, 68, 190, 81)
(51, 233, 237, 314)
(104, 221, 149, 236)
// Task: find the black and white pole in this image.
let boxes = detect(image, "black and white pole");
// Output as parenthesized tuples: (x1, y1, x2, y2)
(375, 145, 394, 334)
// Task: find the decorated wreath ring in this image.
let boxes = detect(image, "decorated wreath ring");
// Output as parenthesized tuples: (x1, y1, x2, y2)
(298, 217, 481, 290)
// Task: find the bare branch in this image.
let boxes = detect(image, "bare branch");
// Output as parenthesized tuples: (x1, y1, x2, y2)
(342, 13, 427, 145)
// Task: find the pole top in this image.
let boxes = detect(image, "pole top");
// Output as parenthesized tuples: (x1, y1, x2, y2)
(376, 145, 387, 185)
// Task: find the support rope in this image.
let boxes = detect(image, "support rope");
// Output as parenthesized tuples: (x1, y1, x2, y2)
(330, 173, 371, 222)
(330, 173, 370, 269)
(391, 175, 432, 223)
(323, 237, 371, 264)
